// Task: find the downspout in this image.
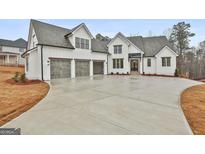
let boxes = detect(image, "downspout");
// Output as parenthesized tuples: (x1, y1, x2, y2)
(107, 54, 109, 74)
(142, 54, 144, 74)
(41, 45, 44, 81)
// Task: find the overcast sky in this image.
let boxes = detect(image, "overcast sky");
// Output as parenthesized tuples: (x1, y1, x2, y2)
(0, 19, 204, 47)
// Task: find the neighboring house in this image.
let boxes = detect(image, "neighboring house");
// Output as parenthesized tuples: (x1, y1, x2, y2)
(0, 38, 27, 66)
(23, 20, 177, 80)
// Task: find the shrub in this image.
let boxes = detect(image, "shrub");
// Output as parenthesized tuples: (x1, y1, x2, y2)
(20, 73, 27, 83)
(116, 72, 119, 75)
(111, 72, 113, 75)
(12, 72, 20, 82)
(12, 72, 27, 83)
(174, 68, 180, 77)
(127, 72, 129, 75)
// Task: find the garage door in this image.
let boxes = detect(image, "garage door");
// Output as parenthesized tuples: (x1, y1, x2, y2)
(50, 58, 71, 79)
(93, 61, 104, 75)
(75, 60, 90, 77)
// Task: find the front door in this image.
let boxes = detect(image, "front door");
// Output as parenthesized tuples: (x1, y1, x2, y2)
(131, 59, 139, 72)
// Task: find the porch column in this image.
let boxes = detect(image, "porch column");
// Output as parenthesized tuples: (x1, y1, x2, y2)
(104, 61, 107, 75)
(90, 60, 93, 76)
(71, 59, 75, 78)
(140, 55, 143, 74)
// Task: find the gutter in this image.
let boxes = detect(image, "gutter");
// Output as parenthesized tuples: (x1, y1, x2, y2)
(21, 47, 38, 58)
(41, 45, 44, 81)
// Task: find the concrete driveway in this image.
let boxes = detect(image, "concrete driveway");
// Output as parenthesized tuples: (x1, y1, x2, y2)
(3, 75, 202, 134)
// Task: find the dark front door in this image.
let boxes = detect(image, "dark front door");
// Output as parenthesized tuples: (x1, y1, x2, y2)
(131, 59, 139, 71)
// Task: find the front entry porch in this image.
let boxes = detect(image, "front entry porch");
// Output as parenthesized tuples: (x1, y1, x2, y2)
(130, 59, 140, 74)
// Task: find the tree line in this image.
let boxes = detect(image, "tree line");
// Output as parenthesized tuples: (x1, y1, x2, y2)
(167, 22, 205, 79)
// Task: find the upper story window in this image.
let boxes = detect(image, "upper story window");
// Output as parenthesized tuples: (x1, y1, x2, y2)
(114, 45, 122, 54)
(147, 58, 151, 67)
(162, 57, 171, 67)
(75, 37, 89, 49)
(19, 48, 24, 52)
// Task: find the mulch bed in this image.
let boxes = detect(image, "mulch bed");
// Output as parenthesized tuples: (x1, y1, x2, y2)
(5, 79, 42, 85)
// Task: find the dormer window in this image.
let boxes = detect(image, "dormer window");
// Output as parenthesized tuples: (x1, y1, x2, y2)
(114, 45, 122, 54)
(75, 37, 89, 49)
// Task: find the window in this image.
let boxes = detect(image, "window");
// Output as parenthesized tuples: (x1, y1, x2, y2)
(162, 57, 171, 67)
(147, 58, 151, 67)
(85, 39, 89, 49)
(113, 59, 123, 69)
(114, 45, 122, 54)
(75, 37, 80, 48)
(26, 56, 29, 72)
(19, 48, 24, 52)
(75, 37, 89, 49)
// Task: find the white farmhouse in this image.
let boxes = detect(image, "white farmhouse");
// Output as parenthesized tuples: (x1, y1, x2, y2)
(0, 38, 27, 66)
(108, 33, 178, 75)
(23, 20, 178, 80)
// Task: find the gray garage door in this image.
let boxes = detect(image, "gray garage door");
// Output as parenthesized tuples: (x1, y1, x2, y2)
(50, 58, 71, 79)
(93, 61, 104, 75)
(75, 60, 90, 77)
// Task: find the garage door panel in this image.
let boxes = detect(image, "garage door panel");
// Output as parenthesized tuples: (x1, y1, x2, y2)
(75, 60, 89, 77)
(50, 59, 71, 79)
(93, 61, 104, 75)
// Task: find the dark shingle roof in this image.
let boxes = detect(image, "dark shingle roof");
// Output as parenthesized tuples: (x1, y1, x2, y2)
(0, 38, 27, 48)
(126, 36, 144, 51)
(31, 20, 107, 53)
(127, 36, 175, 56)
(31, 19, 74, 49)
(91, 39, 109, 53)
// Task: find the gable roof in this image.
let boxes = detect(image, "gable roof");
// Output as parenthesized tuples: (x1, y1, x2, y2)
(127, 36, 176, 57)
(30, 20, 106, 53)
(0, 38, 27, 48)
(108, 32, 144, 53)
(64, 23, 94, 39)
(31, 19, 74, 49)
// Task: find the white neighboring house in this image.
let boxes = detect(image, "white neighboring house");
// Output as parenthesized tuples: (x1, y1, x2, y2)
(107, 33, 178, 76)
(23, 20, 178, 81)
(0, 38, 27, 66)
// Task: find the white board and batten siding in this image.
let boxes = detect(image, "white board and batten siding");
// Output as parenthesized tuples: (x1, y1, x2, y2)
(107, 35, 143, 74)
(155, 46, 177, 76)
(42, 46, 108, 80)
(143, 57, 156, 74)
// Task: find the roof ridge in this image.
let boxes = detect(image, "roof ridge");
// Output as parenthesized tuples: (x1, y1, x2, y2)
(143, 36, 166, 39)
(0, 38, 15, 42)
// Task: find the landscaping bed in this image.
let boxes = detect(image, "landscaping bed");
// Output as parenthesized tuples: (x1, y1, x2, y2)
(0, 66, 49, 126)
(181, 84, 205, 134)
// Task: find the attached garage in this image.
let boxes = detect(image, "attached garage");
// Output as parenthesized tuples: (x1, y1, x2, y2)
(93, 61, 104, 75)
(75, 60, 90, 77)
(50, 58, 71, 79)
